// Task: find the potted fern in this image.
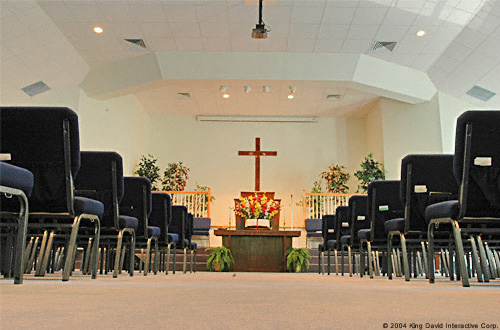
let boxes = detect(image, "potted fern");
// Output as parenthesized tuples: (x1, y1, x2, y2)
(135, 154, 161, 190)
(354, 153, 386, 193)
(286, 247, 311, 273)
(206, 246, 235, 272)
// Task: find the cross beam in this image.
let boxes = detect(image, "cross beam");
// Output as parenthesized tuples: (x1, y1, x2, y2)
(238, 137, 277, 191)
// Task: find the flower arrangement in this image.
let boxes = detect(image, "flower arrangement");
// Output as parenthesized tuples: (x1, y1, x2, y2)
(234, 193, 280, 220)
(321, 163, 350, 193)
(162, 162, 190, 191)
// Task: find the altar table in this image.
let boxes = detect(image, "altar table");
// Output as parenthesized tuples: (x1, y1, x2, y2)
(214, 229, 301, 272)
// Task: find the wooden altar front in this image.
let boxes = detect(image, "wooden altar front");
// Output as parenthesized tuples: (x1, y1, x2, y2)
(235, 191, 280, 231)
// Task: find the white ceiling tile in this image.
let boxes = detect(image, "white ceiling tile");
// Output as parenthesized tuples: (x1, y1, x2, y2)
(476, 66, 500, 92)
(17, 6, 53, 31)
(204, 37, 232, 51)
(230, 38, 259, 52)
(200, 22, 230, 38)
(0, 14, 28, 40)
(18, 47, 52, 69)
(346, 25, 378, 40)
(265, 23, 290, 38)
(129, 4, 167, 22)
(169, 22, 202, 38)
(426, 67, 450, 85)
(454, 26, 488, 48)
(147, 37, 177, 51)
(65, 2, 106, 23)
(32, 24, 68, 46)
(447, 9, 473, 25)
(421, 38, 452, 54)
(96, 3, 137, 22)
(352, 7, 388, 25)
(0, 45, 15, 63)
(195, 4, 227, 23)
(140, 23, 173, 38)
(0, 4, 13, 19)
(2, 32, 43, 56)
(475, 35, 500, 57)
(293, 1, 326, 7)
(175, 38, 203, 51)
(461, 51, 500, 74)
(375, 25, 409, 40)
(2, 1, 38, 15)
(431, 55, 461, 73)
(369, 53, 392, 61)
(442, 41, 474, 61)
(391, 38, 427, 53)
(358, 0, 395, 8)
(286, 38, 315, 52)
(433, 21, 464, 40)
(321, 7, 356, 25)
(383, 8, 418, 25)
(447, 64, 488, 88)
(457, 0, 483, 14)
(228, 5, 256, 23)
(110, 22, 144, 39)
(291, 6, 324, 23)
(468, 14, 500, 34)
(314, 38, 343, 52)
(164, 5, 198, 22)
(325, 1, 359, 8)
(411, 52, 440, 71)
(258, 36, 287, 51)
(490, 24, 500, 40)
(317, 24, 350, 39)
(289, 23, 319, 39)
(396, 0, 426, 10)
(390, 53, 419, 66)
(261, 6, 292, 23)
(38, 2, 76, 23)
(341, 39, 372, 53)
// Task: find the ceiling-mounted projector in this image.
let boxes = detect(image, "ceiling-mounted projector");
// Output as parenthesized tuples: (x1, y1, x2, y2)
(252, 0, 268, 39)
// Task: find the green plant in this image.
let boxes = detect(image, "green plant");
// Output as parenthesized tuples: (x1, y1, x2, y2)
(162, 161, 190, 191)
(195, 184, 215, 203)
(206, 246, 235, 272)
(354, 153, 386, 193)
(135, 154, 161, 190)
(286, 247, 311, 273)
(321, 163, 350, 193)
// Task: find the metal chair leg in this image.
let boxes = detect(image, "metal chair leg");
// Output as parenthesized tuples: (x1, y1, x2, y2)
(469, 236, 483, 282)
(421, 242, 429, 278)
(144, 239, 151, 276)
(334, 249, 338, 275)
(484, 243, 497, 279)
(476, 236, 491, 282)
(35, 230, 49, 276)
(387, 234, 393, 280)
(359, 241, 365, 278)
(400, 233, 410, 281)
(40, 231, 54, 276)
(427, 223, 436, 284)
(367, 241, 373, 279)
(450, 220, 469, 287)
(327, 249, 330, 275)
(347, 245, 352, 277)
(493, 249, 500, 277)
(166, 244, 171, 275)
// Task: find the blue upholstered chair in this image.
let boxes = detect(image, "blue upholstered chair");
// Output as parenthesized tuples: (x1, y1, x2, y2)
(169, 205, 188, 274)
(426, 111, 500, 287)
(74, 151, 137, 278)
(317, 214, 335, 275)
(305, 218, 322, 248)
(186, 212, 197, 273)
(193, 217, 211, 247)
(121, 177, 160, 276)
(340, 195, 367, 277)
(386, 154, 458, 282)
(150, 192, 179, 274)
(332, 206, 349, 276)
(360, 180, 403, 279)
(0, 162, 34, 284)
(0, 107, 103, 281)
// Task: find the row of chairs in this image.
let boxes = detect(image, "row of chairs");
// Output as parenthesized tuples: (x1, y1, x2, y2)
(0, 107, 196, 284)
(318, 111, 500, 287)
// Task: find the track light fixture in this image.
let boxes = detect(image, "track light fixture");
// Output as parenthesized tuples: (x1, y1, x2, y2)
(220, 85, 229, 98)
(252, 0, 269, 39)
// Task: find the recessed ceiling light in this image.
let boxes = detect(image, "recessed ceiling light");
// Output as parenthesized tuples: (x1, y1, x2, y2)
(288, 86, 296, 99)
(287, 94, 294, 99)
(93, 26, 103, 34)
(222, 93, 230, 99)
(245, 86, 251, 93)
(416, 30, 426, 37)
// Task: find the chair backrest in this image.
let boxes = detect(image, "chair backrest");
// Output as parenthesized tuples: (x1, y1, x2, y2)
(321, 214, 336, 242)
(120, 177, 152, 238)
(367, 180, 403, 241)
(454, 111, 500, 218)
(348, 195, 368, 245)
(150, 192, 172, 243)
(171, 205, 187, 248)
(305, 218, 322, 237)
(0, 107, 80, 214)
(74, 151, 124, 228)
(186, 213, 194, 244)
(400, 154, 458, 230)
(335, 206, 349, 242)
(193, 217, 211, 231)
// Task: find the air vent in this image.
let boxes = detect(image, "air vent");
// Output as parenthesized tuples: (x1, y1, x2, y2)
(21, 81, 50, 97)
(327, 94, 343, 101)
(177, 92, 191, 99)
(466, 85, 496, 102)
(371, 41, 397, 53)
(123, 39, 147, 50)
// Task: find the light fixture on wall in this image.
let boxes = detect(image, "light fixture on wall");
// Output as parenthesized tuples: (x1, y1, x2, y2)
(245, 86, 251, 93)
(263, 85, 270, 93)
(220, 85, 230, 98)
(288, 86, 296, 99)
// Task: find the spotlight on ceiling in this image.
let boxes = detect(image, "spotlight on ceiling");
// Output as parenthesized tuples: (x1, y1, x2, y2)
(288, 86, 296, 99)
(416, 29, 426, 37)
(263, 85, 270, 93)
(252, 0, 269, 39)
(93, 26, 103, 34)
(245, 86, 251, 93)
(220, 85, 230, 98)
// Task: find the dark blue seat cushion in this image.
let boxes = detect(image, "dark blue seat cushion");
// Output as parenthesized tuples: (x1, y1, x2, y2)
(326, 239, 337, 249)
(340, 235, 351, 245)
(425, 200, 459, 222)
(318, 243, 324, 251)
(193, 230, 210, 236)
(189, 242, 197, 250)
(384, 218, 405, 233)
(0, 162, 34, 197)
(147, 226, 161, 238)
(193, 217, 211, 230)
(119, 215, 138, 230)
(358, 229, 371, 240)
(73, 196, 104, 217)
(307, 232, 323, 238)
(168, 233, 179, 243)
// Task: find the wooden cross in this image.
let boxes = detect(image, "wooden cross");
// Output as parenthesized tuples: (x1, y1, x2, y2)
(238, 137, 277, 191)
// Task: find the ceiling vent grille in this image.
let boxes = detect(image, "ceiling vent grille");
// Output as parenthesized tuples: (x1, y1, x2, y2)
(371, 41, 397, 53)
(21, 81, 50, 97)
(123, 39, 147, 50)
(466, 85, 496, 102)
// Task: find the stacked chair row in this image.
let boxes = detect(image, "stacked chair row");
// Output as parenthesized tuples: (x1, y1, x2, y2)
(318, 110, 500, 287)
(0, 107, 196, 284)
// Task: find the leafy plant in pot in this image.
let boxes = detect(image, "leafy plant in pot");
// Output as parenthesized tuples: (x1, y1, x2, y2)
(354, 153, 386, 193)
(162, 161, 190, 191)
(286, 247, 311, 273)
(135, 154, 161, 190)
(321, 163, 350, 193)
(206, 246, 235, 272)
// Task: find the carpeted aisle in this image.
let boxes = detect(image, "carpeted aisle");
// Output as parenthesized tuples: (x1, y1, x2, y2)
(1, 272, 499, 329)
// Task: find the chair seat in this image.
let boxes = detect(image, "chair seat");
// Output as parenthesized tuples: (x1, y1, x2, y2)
(0, 162, 34, 197)
(193, 230, 209, 236)
(357, 229, 371, 240)
(73, 196, 104, 217)
(189, 242, 197, 250)
(340, 235, 351, 245)
(326, 239, 337, 249)
(307, 232, 323, 238)
(385, 218, 405, 234)
(119, 215, 138, 230)
(167, 233, 179, 243)
(425, 200, 459, 223)
(318, 243, 324, 251)
(147, 226, 161, 238)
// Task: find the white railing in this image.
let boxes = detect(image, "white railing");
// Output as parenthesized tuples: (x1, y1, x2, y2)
(302, 189, 360, 221)
(155, 189, 211, 218)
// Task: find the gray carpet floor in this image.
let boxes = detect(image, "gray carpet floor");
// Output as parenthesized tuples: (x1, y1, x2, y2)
(1, 272, 499, 330)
